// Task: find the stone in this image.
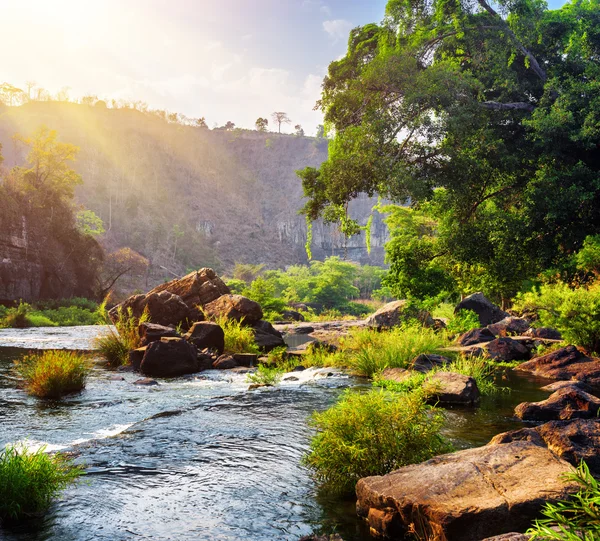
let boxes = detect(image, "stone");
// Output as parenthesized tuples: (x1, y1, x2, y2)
(411, 353, 451, 373)
(458, 327, 496, 346)
(139, 338, 199, 378)
(356, 440, 578, 541)
(517, 345, 600, 390)
(379, 367, 413, 383)
(487, 317, 531, 337)
(109, 291, 195, 328)
(232, 353, 257, 367)
(425, 372, 480, 405)
(525, 327, 562, 340)
(481, 535, 529, 541)
(252, 320, 286, 352)
(133, 378, 159, 386)
(455, 292, 509, 326)
(283, 375, 300, 382)
(183, 321, 225, 355)
(213, 355, 238, 369)
(129, 347, 147, 371)
(282, 309, 304, 322)
(515, 386, 600, 421)
(541, 380, 594, 393)
(138, 322, 180, 346)
(365, 300, 434, 329)
(204, 294, 263, 324)
(197, 354, 215, 371)
(485, 337, 530, 362)
(287, 325, 315, 335)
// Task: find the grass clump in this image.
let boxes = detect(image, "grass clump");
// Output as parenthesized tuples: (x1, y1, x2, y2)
(215, 316, 260, 354)
(527, 462, 600, 540)
(0, 444, 81, 523)
(246, 365, 284, 386)
(14, 350, 89, 399)
(303, 388, 452, 495)
(94, 305, 148, 367)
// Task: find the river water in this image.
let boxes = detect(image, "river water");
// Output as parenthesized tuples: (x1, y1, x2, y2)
(0, 327, 551, 541)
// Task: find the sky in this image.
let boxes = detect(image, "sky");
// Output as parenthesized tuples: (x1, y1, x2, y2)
(0, 0, 567, 136)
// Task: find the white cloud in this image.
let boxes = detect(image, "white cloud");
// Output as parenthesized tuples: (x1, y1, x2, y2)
(322, 19, 353, 42)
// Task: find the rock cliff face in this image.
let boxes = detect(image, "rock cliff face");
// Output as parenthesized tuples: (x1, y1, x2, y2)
(0, 102, 389, 285)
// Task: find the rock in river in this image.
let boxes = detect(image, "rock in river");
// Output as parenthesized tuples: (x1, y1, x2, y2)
(515, 385, 600, 421)
(184, 321, 225, 355)
(425, 372, 480, 405)
(140, 338, 199, 378)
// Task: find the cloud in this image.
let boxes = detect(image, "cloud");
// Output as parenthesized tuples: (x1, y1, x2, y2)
(322, 19, 353, 42)
(302, 0, 330, 15)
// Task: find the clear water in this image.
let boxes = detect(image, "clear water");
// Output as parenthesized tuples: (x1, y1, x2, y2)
(0, 328, 552, 540)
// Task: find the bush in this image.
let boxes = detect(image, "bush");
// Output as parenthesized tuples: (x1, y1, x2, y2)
(216, 317, 259, 354)
(94, 305, 148, 366)
(13, 350, 89, 398)
(514, 282, 600, 353)
(527, 462, 600, 540)
(246, 365, 283, 386)
(0, 444, 81, 522)
(1, 302, 34, 328)
(304, 388, 452, 495)
(446, 309, 480, 335)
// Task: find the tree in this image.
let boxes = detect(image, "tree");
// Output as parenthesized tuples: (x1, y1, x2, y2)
(25, 81, 37, 100)
(255, 117, 268, 132)
(98, 247, 149, 298)
(195, 117, 208, 128)
(271, 112, 291, 133)
(0, 83, 26, 106)
(299, 0, 600, 301)
(224, 121, 235, 131)
(315, 124, 325, 138)
(295, 124, 305, 137)
(76, 209, 105, 236)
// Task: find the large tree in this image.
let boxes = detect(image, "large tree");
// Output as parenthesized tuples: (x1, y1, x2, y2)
(298, 0, 600, 300)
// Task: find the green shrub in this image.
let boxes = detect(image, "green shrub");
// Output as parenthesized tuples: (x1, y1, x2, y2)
(37, 306, 101, 326)
(94, 305, 148, 366)
(527, 462, 600, 540)
(446, 309, 480, 335)
(514, 282, 600, 353)
(304, 388, 452, 495)
(0, 444, 81, 522)
(246, 365, 283, 386)
(1, 302, 33, 328)
(14, 350, 89, 398)
(216, 317, 259, 354)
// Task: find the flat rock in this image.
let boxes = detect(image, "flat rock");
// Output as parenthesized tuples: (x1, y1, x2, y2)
(411, 353, 451, 373)
(138, 322, 180, 346)
(356, 440, 578, 541)
(426, 372, 480, 405)
(540, 380, 594, 393)
(516, 345, 600, 390)
(515, 386, 600, 421)
(458, 327, 496, 346)
(379, 367, 413, 383)
(455, 292, 509, 326)
(486, 337, 530, 362)
(286, 325, 315, 335)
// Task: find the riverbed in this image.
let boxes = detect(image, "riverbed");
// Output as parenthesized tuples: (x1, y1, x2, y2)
(0, 327, 551, 540)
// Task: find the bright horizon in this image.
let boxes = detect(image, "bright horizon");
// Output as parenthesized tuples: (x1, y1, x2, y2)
(1, 0, 567, 136)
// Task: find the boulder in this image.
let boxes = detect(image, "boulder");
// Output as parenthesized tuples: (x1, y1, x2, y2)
(485, 337, 530, 362)
(540, 380, 593, 393)
(425, 372, 480, 405)
(458, 327, 496, 346)
(232, 353, 258, 367)
(213, 355, 238, 370)
(516, 345, 600, 390)
(138, 322, 180, 346)
(525, 327, 562, 340)
(455, 292, 509, 326)
(365, 300, 434, 329)
(490, 418, 600, 475)
(140, 338, 198, 378)
(514, 386, 600, 421)
(183, 321, 225, 354)
(487, 317, 531, 337)
(282, 309, 304, 322)
(109, 291, 196, 328)
(129, 346, 147, 371)
(286, 325, 315, 335)
(252, 320, 285, 352)
(411, 353, 451, 373)
(379, 367, 413, 383)
(356, 440, 577, 541)
(133, 378, 159, 386)
(204, 294, 263, 324)
(197, 353, 214, 371)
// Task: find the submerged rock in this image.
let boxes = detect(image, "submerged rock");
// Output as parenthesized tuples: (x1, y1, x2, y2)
(133, 378, 159, 386)
(455, 292, 508, 326)
(515, 386, 600, 421)
(140, 338, 198, 378)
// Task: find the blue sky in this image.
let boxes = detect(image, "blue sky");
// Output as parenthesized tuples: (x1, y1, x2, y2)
(0, 0, 567, 135)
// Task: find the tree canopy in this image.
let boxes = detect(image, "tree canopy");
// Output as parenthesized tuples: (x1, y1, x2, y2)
(298, 0, 600, 300)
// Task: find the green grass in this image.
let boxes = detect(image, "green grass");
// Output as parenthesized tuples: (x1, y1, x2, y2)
(13, 350, 89, 399)
(527, 462, 600, 540)
(246, 365, 284, 386)
(303, 388, 452, 495)
(0, 300, 102, 328)
(215, 316, 260, 354)
(0, 444, 81, 523)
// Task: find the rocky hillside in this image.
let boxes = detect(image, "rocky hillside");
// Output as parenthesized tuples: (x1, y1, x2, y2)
(0, 102, 387, 283)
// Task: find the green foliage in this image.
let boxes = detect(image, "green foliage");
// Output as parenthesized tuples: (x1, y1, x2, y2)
(241, 277, 286, 320)
(0, 300, 102, 328)
(443, 356, 504, 397)
(303, 388, 452, 495)
(514, 282, 600, 353)
(76, 209, 105, 236)
(0, 444, 81, 522)
(446, 309, 480, 335)
(527, 462, 600, 541)
(225, 279, 246, 295)
(246, 365, 283, 387)
(575, 235, 600, 277)
(14, 350, 89, 398)
(1, 302, 37, 328)
(215, 316, 259, 354)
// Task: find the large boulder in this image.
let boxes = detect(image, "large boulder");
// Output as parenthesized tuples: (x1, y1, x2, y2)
(365, 300, 434, 329)
(183, 321, 225, 355)
(425, 372, 480, 405)
(455, 292, 508, 326)
(485, 337, 530, 362)
(516, 345, 600, 390)
(282, 309, 304, 322)
(138, 322, 180, 346)
(514, 386, 600, 421)
(204, 294, 263, 324)
(140, 338, 198, 377)
(109, 291, 195, 328)
(487, 317, 531, 337)
(356, 439, 578, 541)
(252, 320, 285, 352)
(458, 327, 496, 346)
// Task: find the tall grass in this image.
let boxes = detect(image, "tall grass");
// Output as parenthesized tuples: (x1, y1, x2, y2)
(94, 304, 149, 366)
(304, 388, 452, 495)
(14, 351, 89, 398)
(246, 365, 283, 386)
(0, 444, 81, 522)
(527, 462, 600, 540)
(214, 316, 259, 354)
